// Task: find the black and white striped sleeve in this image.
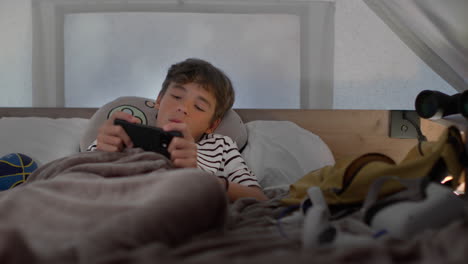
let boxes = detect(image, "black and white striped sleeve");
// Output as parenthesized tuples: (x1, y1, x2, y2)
(197, 134, 260, 188)
(222, 136, 260, 188)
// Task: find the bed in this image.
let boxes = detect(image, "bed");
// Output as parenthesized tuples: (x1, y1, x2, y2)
(0, 107, 467, 264)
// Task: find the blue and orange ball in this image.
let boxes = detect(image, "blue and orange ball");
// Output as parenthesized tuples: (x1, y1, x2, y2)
(0, 153, 38, 191)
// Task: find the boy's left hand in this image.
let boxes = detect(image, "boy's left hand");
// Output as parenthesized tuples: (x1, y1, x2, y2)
(162, 122, 198, 168)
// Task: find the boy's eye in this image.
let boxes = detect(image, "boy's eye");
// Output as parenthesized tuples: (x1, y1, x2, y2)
(195, 105, 206, 112)
(171, 94, 182, 100)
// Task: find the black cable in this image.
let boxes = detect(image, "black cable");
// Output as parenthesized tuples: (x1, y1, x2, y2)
(402, 111, 427, 156)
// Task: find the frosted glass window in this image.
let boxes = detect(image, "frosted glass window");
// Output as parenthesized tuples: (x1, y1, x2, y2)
(334, 0, 456, 110)
(64, 12, 300, 108)
(0, 0, 32, 107)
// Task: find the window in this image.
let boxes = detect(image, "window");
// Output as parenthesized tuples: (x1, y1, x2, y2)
(64, 12, 300, 108)
(32, 0, 334, 109)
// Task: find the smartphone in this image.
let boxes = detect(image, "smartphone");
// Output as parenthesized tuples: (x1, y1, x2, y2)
(114, 119, 182, 159)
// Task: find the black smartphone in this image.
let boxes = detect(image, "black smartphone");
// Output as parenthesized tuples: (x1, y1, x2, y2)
(114, 119, 182, 159)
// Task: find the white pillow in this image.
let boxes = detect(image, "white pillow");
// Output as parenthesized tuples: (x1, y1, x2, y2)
(0, 117, 89, 166)
(241, 120, 335, 190)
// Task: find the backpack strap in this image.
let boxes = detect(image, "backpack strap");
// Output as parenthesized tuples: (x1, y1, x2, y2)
(338, 153, 395, 195)
(361, 176, 427, 225)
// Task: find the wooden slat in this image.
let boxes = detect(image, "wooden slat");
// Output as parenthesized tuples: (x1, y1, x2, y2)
(236, 109, 389, 135)
(420, 118, 449, 141)
(0, 107, 97, 118)
(235, 109, 417, 162)
(420, 115, 468, 142)
(0, 108, 419, 162)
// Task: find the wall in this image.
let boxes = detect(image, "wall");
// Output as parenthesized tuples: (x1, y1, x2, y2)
(0, 0, 32, 107)
(334, 0, 456, 110)
(64, 12, 301, 108)
(0, 0, 459, 109)
(33, 0, 334, 108)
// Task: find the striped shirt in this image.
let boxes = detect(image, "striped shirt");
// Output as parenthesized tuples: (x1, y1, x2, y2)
(87, 133, 260, 188)
(197, 134, 259, 188)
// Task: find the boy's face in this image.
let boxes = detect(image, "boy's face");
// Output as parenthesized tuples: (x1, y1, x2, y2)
(155, 82, 220, 141)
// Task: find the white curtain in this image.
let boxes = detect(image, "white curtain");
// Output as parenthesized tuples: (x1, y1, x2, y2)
(364, 0, 468, 92)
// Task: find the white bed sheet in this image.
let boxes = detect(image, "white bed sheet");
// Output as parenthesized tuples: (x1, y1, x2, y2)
(0, 117, 335, 191)
(0, 117, 89, 166)
(242, 120, 335, 190)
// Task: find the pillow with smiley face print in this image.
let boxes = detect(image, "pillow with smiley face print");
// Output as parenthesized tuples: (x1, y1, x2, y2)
(79, 96, 247, 152)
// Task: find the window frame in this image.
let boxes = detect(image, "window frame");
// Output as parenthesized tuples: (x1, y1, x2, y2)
(32, 0, 334, 108)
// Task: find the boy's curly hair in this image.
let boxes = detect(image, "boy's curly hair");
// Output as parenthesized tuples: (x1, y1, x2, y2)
(158, 58, 235, 123)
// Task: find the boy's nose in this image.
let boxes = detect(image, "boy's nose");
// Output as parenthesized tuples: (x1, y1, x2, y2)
(177, 105, 187, 115)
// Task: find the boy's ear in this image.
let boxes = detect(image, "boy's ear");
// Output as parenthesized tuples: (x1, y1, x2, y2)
(155, 96, 162, 110)
(206, 118, 221, 134)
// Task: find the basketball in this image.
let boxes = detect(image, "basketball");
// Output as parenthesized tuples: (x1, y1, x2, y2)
(0, 153, 38, 191)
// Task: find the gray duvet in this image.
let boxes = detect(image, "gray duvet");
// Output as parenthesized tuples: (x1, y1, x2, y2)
(1, 149, 468, 264)
(0, 149, 227, 263)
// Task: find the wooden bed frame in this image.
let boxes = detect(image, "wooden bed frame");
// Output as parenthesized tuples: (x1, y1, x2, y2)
(0, 107, 448, 162)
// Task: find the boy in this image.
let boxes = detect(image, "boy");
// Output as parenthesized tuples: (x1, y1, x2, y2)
(88, 58, 267, 202)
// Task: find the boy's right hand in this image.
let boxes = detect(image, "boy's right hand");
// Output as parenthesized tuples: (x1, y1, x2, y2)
(96, 111, 140, 152)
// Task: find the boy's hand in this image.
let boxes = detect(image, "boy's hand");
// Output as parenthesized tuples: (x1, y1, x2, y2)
(96, 111, 139, 152)
(162, 122, 198, 168)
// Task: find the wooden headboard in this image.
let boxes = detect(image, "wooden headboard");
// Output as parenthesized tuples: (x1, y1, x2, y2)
(0, 107, 422, 162)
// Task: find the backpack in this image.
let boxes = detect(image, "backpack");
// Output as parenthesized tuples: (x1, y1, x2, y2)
(281, 126, 467, 208)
